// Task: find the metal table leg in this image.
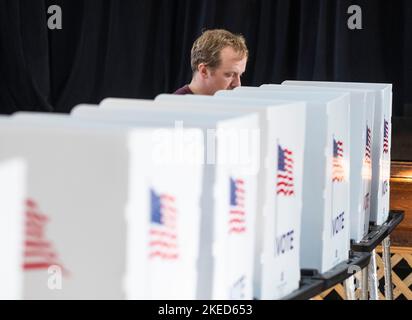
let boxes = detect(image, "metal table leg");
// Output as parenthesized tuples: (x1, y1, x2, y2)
(360, 266, 369, 300)
(344, 276, 356, 300)
(382, 236, 394, 300)
(368, 249, 379, 300)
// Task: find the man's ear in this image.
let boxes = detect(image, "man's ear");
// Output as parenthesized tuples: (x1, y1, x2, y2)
(197, 63, 209, 79)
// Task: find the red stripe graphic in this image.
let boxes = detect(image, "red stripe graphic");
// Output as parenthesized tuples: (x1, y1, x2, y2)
(149, 252, 179, 260)
(22, 199, 68, 275)
(229, 227, 246, 234)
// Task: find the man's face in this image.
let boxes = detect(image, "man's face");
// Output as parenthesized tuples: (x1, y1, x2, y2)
(204, 46, 247, 95)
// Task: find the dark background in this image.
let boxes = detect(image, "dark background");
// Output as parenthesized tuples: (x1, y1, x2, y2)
(0, 0, 411, 157)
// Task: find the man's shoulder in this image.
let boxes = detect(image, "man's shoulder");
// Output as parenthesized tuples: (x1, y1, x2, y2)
(173, 85, 194, 95)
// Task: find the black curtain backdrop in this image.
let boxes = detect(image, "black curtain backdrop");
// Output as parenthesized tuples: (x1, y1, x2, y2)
(0, 0, 411, 115)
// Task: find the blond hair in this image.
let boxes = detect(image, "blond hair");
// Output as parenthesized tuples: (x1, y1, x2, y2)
(191, 29, 248, 73)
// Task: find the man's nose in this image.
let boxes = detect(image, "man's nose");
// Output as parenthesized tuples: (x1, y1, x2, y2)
(231, 75, 241, 88)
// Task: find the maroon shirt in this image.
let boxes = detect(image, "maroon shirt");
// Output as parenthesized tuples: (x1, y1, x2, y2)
(173, 85, 194, 95)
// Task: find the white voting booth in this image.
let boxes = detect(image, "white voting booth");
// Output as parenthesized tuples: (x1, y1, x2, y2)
(0, 158, 26, 300)
(262, 84, 375, 242)
(72, 99, 260, 300)
(217, 88, 351, 273)
(283, 81, 392, 226)
(0, 116, 204, 300)
(155, 94, 306, 300)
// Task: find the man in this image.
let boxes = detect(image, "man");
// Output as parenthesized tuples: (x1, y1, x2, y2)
(174, 29, 248, 95)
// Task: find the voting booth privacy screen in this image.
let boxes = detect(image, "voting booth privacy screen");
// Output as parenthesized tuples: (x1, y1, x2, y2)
(263, 84, 375, 242)
(283, 81, 392, 226)
(0, 159, 26, 300)
(156, 94, 306, 299)
(218, 88, 351, 273)
(78, 98, 260, 299)
(0, 80, 393, 300)
(0, 118, 204, 299)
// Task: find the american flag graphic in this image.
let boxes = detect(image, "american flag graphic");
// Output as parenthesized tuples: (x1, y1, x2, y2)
(332, 138, 345, 182)
(277, 145, 294, 196)
(23, 199, 65, 272)
(149, 189, 179, 260)
(229, 177, 246, 234)
(365, 126, 372, 163)
(383, 120, 389, 154)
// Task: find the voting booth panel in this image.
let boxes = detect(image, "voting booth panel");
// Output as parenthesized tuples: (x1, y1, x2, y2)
(71, 105, 220, 299)
(0, 120, 129, 300)
(72, 100, 259, 300)
(263, 84, 375, 242)
(157, 94, 307, 299)
(218, 88, 351, 273)
(0, 118, 203, 300)
(212, 115, 258, 300)
(258, 106, 305, 299)
(0, 158, 26, 300)
(283, 81, 392, 226)
(124, 131, 204, 300)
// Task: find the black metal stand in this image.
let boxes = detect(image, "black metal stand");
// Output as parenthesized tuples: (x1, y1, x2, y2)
(351, 211, 404, 252)
(350, 210, 404, 300)
(282, 277, 324, 300)
(283, 252, 371, 300)
(283, 211, 404, 300)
